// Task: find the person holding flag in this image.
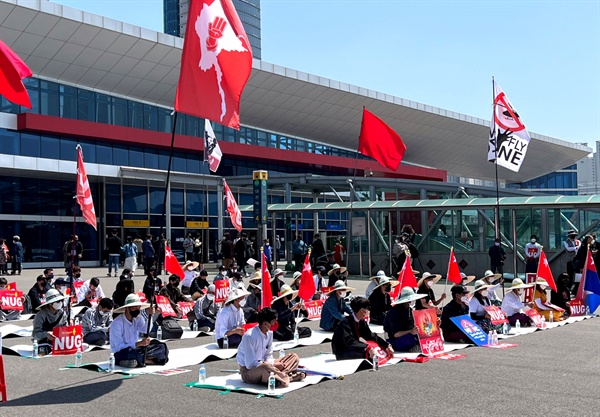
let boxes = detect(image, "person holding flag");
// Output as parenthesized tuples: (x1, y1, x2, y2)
(271, 285, 311, 342)
(533, 277, 564, 322)
(415, 272, 445, 314)
(501, 279, 535, 326)
(384, 287, 426, 352)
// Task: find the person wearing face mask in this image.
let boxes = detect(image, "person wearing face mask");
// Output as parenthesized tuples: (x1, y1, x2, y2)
(214, 265, 228, 283)
(320, 280, 355, 331)
(459, 272, 475, 286)
(70, 266, 83, 282)
(214, 287, 250, 348)
(501, 279, 534, 326)
(159, 275, 189, 318)
(181, 260, 200, 295)
(82, 297, 114, 345)
(488, 238, 506, 274)
(190, 269, 210, 301)
(469, 280, 502, 333)
(481, 270, 503, 306)
(415, 272, 446, 314)
(52, 277, 71, 308)
(366, 270, 386, 299)
(368, 276, 398, 325)
(28, 275, 52, 311)
(190, 284, 219, 331)
(533, 277, 565, 321)
(270, 268, 287, 297)
(550, 273, 572, 317)
(244, 282, 262, 322)
(440, 285, 472, 343)
(110, 293, 167, 368)
(312, 266, 328, 300)
(112, 279, 135, 312)
(385, 287, 427, 351)
(271, 284, 311, 341)
(331, 296, 394, 361)
(229, 272, 245, 290)
(0, 277, 24, 321)
(525, 234, 542, 273)
(32, 289, 69, 348)
(142, 266, 162, 303)
(77, 277, 106, 307)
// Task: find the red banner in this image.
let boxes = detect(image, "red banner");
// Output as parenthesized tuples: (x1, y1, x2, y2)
(242, 322, 259, 333)
(483, 306, 508, 325)
(178, 301, 195, 319)
(304, 300, 323, 320)
(524, 273, 537, 303)
(414, 308, 444, 355)
(365, 340, 393, 365)
(569, 299, 585, 316)
(214, 280, 231, 303)
(156, 295, 177, 318)
(52, 325, 83, 355)
(6, 282, 17, 290)
(137, 291, 147, 303)
(0, 289, 24, 311)
(525, 309, 545, 328)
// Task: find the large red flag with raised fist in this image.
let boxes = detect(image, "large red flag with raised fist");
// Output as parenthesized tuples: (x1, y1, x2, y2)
(536, 249, 556, 292)
(0, 40, 32, 108)
(165, 244, 185, 279)
(175, 0, 253, 129)
(446, 248, 462, 284)
(358, 108, 406, 171)
(76, 145, 97, 230)
(298, 254, 316, 301)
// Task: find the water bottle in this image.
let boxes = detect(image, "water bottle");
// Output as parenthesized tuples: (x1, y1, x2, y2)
(75, 348, 83, 367)
(492, 330, 498, 346)
(157, 325, 163, 340)
(193, 320, 198, 332)
(279, 348, 285, 358)
(541, 316, 546, 328)
(32, 339, 39, 358)
(74, 317, 80, 325)
(488, 331, 493, 346)
(502, 322, 508, 335)
(585, 305, 591, 316)
(515, 319, 521, 332)
(108, 353, 115, 371)
(293, 328, 299, 345)
(268, 372, 276, 394)
(223, 334, 229, 349)
(549, 312, 554, 323)
(372, 353, 379, 371)
(199, 364, 206, 383)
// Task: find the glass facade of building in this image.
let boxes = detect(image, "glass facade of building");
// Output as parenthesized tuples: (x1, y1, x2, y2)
(508, 165, 578, 195)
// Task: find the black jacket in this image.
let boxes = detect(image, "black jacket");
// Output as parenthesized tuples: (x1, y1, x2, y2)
(331, 315, 389, 360)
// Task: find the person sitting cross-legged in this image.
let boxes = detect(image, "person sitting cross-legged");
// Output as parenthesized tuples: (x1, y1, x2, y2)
(82, 297, 113, 346)
(214, 287, 250, 349)
(384, 287, 426, 352)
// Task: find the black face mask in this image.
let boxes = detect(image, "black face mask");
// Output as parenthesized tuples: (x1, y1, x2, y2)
(74, 274, 81, 278)
(384, 286, 392, 293)
(129, 309, 141, 318)
(171, 281, 180, 287)
(286, 294, 293, 301)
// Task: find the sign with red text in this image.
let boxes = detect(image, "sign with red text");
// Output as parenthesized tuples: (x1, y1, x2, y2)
(67, 281, 84, 304)
(414, 308, 444, 355)
(52, 325, 83, 355)
(178, 301, 195, 319)
(366, 340, 393, 365)
(6, 282, 17, 290)
(214, 280, 231, 303)
(526, 309, 545, 328)
(304, 300, 323, 320)
(543, 302, 565, 312)
(483, 306, 508, 325)
(0, 289, 24, 311)
(569, 299, 586, 316)
(156, 295, 177, 318)
(320, 287, 333, 300)
(524, 273, 537, 303)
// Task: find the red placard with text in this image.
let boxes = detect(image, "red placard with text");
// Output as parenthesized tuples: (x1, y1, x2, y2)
(320, 287, 333, 301)
(569, 299, 586, 316)
(414, 308, 444, 355)
(156, 295, 177, 317)
(66, 281, 84, 304)
(178, 301, 194, 319)
(214, 280, 231, 303)
(524, 273, 537, 303)
(0, 289, 24, 310)
(52, 325, 83, 355)
(366, 340, 393, 365)
(483, 306, 508, 325)
(526, 309, 545, 328)
(304, 300, 323, 320)
(6, 282, 17, 290)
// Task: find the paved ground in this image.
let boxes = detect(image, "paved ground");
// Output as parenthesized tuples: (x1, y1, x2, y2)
(0, 267, 599, 416)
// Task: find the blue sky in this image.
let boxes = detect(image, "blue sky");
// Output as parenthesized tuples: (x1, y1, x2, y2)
(57, 0, 599, 145)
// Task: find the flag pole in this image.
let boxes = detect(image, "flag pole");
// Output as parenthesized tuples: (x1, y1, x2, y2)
(440, 247, 452, 311)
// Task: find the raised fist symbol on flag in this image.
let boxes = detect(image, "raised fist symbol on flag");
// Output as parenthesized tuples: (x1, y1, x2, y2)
(206, 17, 227, 51)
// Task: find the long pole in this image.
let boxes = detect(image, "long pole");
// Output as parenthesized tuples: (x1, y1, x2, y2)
(492, 77, 501, 240)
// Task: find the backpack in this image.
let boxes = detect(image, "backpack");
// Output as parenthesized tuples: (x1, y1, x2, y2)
(160, 317, 183, 339)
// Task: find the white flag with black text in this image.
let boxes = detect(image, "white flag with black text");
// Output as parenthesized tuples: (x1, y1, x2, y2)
(205, 119, 222, 172)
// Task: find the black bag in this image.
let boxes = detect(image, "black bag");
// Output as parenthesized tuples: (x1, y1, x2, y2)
(161, 317, 183, 339)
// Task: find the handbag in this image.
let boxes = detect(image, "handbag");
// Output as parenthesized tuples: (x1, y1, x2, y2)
(160, 317, 184, 339)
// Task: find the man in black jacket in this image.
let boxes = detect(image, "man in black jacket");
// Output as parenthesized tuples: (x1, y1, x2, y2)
(28, 275, 52, 311)
(106, 230, 122, 277)
(440, 285, 470, 343)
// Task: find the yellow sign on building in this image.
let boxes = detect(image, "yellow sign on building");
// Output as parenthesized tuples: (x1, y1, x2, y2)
(186, 221, 209, 229)
(123, 219, 150, 227)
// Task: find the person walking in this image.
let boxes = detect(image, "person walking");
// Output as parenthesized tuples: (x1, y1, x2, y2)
(11, 235, 24, 275)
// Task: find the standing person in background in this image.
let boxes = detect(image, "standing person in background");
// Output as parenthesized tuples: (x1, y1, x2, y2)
(333, 239, 345, 266)
(563, 230, 580, 286)
(274, 235, 281, 263)
(143, 234, 155, 275)
(157, 233, 167, 275)
(106, 230, 122, 278)
(524, 234, 541, 273)
(234, 233, 249, 276)
(123, 236, 138, 275)
(263, 239, 273, 272)
(401, 224, 416, 243)
(65, 235, 83, 274)
(221, 232, 233, 268)
(292, 235, 307, 272)
(488, 238, 506, 275)
(0, 238, 8, 275)
(193, 233, 202, 265)
(10, 235, 24, 275)
(183, 232, 194, 262)
(310, 234, 326, 268)
(133, 235, 144, 267)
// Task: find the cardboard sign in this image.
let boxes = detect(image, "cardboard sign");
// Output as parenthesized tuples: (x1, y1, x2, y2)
(67, 281, 85, 304)
(304, 300, 323, 320)
(569, 299, 585, 316)
(52, 325, 83, 355)
(156, 295, 177, 318)
(178, 301, 195, 319)
(543, 302, 565, 312)
(483, 306, 508, 325)
(450, 315, 489, 347)
(366, 340, 393, 365)
(0, 289, 24, 311)
(214, 280, 231, 304)
(525, 309, 545, 328)
(524, 273, 537, 303)
(414, 308, 444, 355)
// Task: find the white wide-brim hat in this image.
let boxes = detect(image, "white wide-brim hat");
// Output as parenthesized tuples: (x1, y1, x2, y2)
(417, 272, 442, 287)
(508, 278, 534, 290)
(183, 260, 199, 270)
(326, 280, 356, 294)
(271, 284, 299, 304)
(36, 289, 69, 311)
(373, 276, 399, 290)
(224, 287, 251, 305)
(473, 279, 493, 292)
(392, 287, 428, 306)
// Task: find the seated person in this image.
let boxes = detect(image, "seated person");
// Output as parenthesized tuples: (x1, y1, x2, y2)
(481, 270, 504, 306)
(181, 260, 200, 295)
(159, 274, 189, 318)
(533, 277, 565, 321)
(32, 289, 69, 350)
(501, 279, 534, 326)
(331, 296, 394, 360)
(368, 276, 397, 325)
(142, 267, 163, 303)
(82, 297, 113, 346)
(271, 284, 311, 341)
(365, 271, 386, 299)
(319, 280, 354, 331)
(28, 275, 51, 311)
(469, 280, 502, 333)
(290, 271, 302, 292)
(190, 284, 219, 331)
(190, 270, 210, 301)
(70, 266, 84, 283)
(213, 265, 228, 282)
(110, 293, 168, 368)
(0, 277, 24, 321)
(237, 308, 305, 388)
(415, 272, 446, 314)
(119, 269, 133, 282)
(327, 264, 342, 287)
(112, 279, 135, 311)
(214, 287, 250, 348)
(440, 285, 471, 343)
(459, 272, 475, 286)
(77, 277, 105, 307)
(312, 266, 328, 300)
(270, 268, 287, 297)
(244, 282, 261, 322)
(384, 287, 426, 352)
(229, 272, 245, 289)
(550, 273, 572, 317)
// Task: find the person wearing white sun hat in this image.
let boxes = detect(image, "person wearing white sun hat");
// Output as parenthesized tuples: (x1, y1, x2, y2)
(533, 277, 565, 322)
(384, 287, 426, 352)
(365, 270, 386, 298)
(368, 276, 398, 325)
(214, 287, 250, 348)
(501, 279, 534, 327)
(481, 270, 503, 306)
(319, 280, 355, 331)
(415, 272, 445, 314)
(32, 288, 70, 345)
(468, 279, 502, 333)
(271, 285, 311, 341)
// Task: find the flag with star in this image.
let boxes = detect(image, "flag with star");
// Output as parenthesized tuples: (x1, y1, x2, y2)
(298, 253, 316, 301)
(164, 244, 185, 279)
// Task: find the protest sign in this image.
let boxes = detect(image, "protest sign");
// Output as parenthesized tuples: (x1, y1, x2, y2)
(414, 308, 444, 355)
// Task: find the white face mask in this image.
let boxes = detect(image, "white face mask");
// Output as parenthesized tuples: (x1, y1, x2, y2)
(516, 289, 524, 296)
(495, 242, 500, 246)
(206, 293, 215, 301)
(52, 301, 63, 311)
(426, 280, 434, 287)
(222, 271, 228, 277)
(540, 285, 547, 291)
(481, 290, 488, 297)
(460, 296, 469, 304)
(99, 310, 109, 317)
(531, 239, 536, 243)
(187, 266, 194, 271)
(239, 298, 246, 308)
(409, 301, 416, 308)
(339, 291, 347, 298)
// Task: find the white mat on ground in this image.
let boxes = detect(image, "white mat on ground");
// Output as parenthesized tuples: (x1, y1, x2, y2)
(2, 342, 110, 357)
(186, 353, 371, 396)
(272, 330, 333, 350)
(0, 323, 33, 338)
(179, 329, 214, 339)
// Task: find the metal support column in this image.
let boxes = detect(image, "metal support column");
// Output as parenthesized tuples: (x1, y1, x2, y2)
(512, 209, 518, 279)
(217, 181, 224, 248)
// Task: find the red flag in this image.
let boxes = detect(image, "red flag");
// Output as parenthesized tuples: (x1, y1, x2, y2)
(391, 255, 418, 299)
(261, 250, 272, 309)
(76, 145, 97, 230)
(164, 244, 185, 279)
(0, 40, 32, 108)
(446, 248, 462, 284)
(298, 254, 316, 301)
(536, 249, 556, 292)
(223, 179, 242, 232)
(175, 0, 253, 129)
(358, 108, 406, 171)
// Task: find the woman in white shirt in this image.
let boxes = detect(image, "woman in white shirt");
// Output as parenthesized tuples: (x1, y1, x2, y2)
(469, 280, 502, 333)
(481, 270, 503, 306)
(500, 278, 534, 326)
